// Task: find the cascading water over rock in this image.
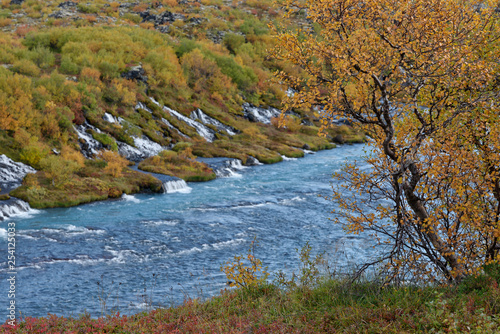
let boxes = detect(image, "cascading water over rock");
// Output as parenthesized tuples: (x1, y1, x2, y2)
(164, 106, 216, 142)
(74, 122, 104, 158)
(149, 97, 217, 142)
(0, 155, 37, 221)
(197, 158, 247, 178)
(162, 179, 191, 193)
(242, 103, 282, 124)
(0, 199, 34, 221)
(103, 113, 124, 124)
(161, 118, 189, 138)
(190, 109, 237, 136)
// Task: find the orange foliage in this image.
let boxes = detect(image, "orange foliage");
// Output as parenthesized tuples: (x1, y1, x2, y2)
(98, 150, 129, 177)
(276, 0, 500, 282)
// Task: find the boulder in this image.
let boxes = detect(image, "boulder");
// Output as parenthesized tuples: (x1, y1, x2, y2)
(333, 134, 345, 144)
(48, 9, 74, 19)
(245, 156, 261, 166)
(121, 64, 148, 85)
(140, 11, 185, 25)
(302, 143, 311, 150)
(58, 1, 77, 8)
(157, 25, 170, 34)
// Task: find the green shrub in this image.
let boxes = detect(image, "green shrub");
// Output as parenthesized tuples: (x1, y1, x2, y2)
(239, 18, 269, 36)
(159, 150, 177, 159)
(59, 56, 80, 75)
(11, 59, 41, 77)
(175, 38, 198, 58)
(78, 4, 99, 14)
(122, 13, 142, 24)
(92, 132, 118, 151)
(210, 54, 257, 92)
(223, 33, 245, 54)
(98, 61, 120, 79)
(172, 141, 193, 152)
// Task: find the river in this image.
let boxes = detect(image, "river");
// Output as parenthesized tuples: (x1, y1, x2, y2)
(0, 144, 377, 317)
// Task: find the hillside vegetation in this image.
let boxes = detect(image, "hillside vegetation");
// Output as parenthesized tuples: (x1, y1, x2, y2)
(0, 0, 364, 208)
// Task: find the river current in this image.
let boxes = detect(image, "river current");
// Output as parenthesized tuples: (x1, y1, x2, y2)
(0, 144, 376, 317)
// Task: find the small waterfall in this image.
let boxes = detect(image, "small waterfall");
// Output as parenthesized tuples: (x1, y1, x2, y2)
(281, 155, 297, 161)
(161, 118, 189, 138)
(198, 158, 245, 178)
(165, 107, 216, 142)
(214, 168, 241, 178)
(133, 136, 164, 157)
(190, 109, 237, 136)
(242, 103, 281, 124)
(103, 113, 124, 124)
(149, 97, 216, 142)
(228, 159, 245, 170)
(136, 102, 153, 113)
(117, 136, 165, 162)
(163, 179, 191, 193)
(74, 123, 104, 158)
(0, 199, 35, 221)
(0, 155, 36, 184)
(117, 142, 144, 162)
(303, 149, 315, 154)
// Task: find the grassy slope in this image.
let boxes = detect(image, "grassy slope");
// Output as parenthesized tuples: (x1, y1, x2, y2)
(4, 276, 500, 333)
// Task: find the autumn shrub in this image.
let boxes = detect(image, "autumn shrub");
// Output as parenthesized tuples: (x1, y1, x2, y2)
(0, 17, 11, 27)
(239, 17, 269, 36)
(175, 38, 198, 58)
(122, 13, 142, 24)
(241, 126, 266, 141)
(172, 141, 192, 152)
(275, 0, 500, 283)
(223, 33, 245, 54)
(221, 238, 269, 289)
(139, 149, 216, 181)
(97, 150, 129, 177)
(59, 56, 80, 75)
(77, 3, 99, 14)
(29, 46, 55, 69)
(19, 142, 49, 168)
(283, 115, 301, 132)
(11, 58, 40, 76)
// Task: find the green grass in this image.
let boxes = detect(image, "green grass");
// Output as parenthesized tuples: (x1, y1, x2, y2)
(138, 151, 216, 182)
(5, 275, 500, 333)
(10, 164, 163, 209)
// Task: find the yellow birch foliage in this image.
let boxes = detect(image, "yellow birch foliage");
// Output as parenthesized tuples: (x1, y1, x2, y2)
(274, 0, 500, 282)
(98, 150, 129, 177)
(221, 239, 269, 288)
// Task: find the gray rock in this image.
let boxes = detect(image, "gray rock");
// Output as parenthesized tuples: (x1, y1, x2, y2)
(119, 2, 137, 8)
(188, 17, 205, 25)
(245, 156, 261, 166)
(9, 0, 24, 5)
(58, 1, 77, 8)
(333, 134, 345, 144)
(302, 143, 311, 150)
(207, 30, 227, 44)
(140, 10, 185, 25)
(156, 25, 170, 34)
(121, 64, 148, 85)
(48, 9, 75, 19)
(301, 119, 314, 126)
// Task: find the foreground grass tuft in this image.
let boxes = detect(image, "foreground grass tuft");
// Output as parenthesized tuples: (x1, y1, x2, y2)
(4, 274, 500, 333)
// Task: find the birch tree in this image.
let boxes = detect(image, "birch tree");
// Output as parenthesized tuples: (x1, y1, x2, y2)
(274, 0, 500, 282)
